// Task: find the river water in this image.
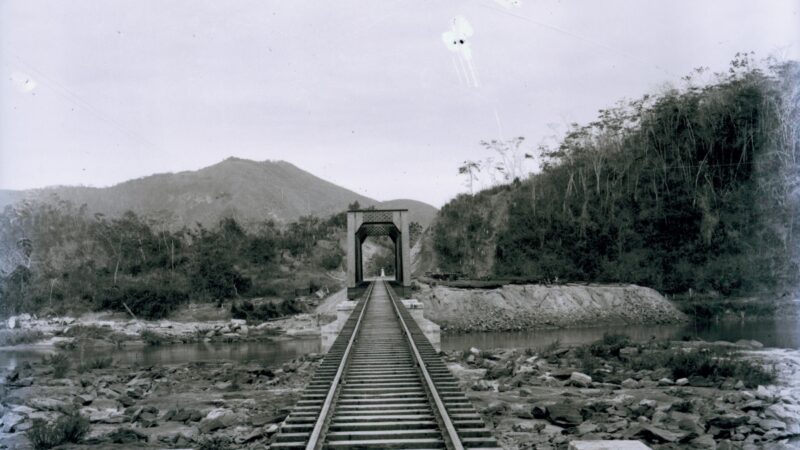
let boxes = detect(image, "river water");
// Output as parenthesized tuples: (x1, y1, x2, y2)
(1, 317, 798, 372)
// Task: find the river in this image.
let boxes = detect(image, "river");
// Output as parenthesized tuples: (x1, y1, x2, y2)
(1, 316, 797, 372)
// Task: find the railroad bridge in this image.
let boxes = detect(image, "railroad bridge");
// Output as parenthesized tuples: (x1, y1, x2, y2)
(270, 279, 501, 449)
(346, 209, 411, 299)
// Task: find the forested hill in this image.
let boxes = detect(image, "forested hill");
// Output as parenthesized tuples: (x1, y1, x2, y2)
(432, 60, 800, 297)
(0, 158, 438, 229)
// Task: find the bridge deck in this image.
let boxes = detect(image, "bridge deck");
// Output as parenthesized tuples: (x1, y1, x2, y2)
(270, 280, 500, 449)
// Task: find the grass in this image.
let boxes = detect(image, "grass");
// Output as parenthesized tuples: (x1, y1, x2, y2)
(46, 353, 71, 378)
(198, 436, 233, 450)
(77, 356, 114, 373)
(27, 414, 89, 449)
(574, 334, 776, 388)
(0, 330, 46, 346)
(61, 324, 111, 339)
(140, 329, 169, 346)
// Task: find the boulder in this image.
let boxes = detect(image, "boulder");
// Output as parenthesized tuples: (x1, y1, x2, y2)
(621, 378, 640, 389)
(569, 372, 593, 387)
(1, 412, 25, 433)
(633, 425, 686, 443)
(511, 404, 533, 419)
(708, 414, 749, 429)
(547, 402, 584, 427)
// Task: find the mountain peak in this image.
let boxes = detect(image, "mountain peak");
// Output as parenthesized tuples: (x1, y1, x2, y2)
(2, 158, 438, 229)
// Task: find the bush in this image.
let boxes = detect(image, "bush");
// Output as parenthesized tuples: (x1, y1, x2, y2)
(588, 333, 632, 358)
(630, 347, 776, 387)
(62, 324, 111, 339)
(230, 298, 304, 322)
(0, 330, 45, 346)
(78, 357, 113, 372)
(198, 436, 233, 450)
(47, 353, 71, 378)
(140, 330, 168, 346)
(100, 284, 189, 320)
(27, 413, 89, 449)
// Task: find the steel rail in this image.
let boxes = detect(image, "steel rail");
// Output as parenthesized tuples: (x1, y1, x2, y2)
(385, 283, 465, 450)
(304, 281, 375, 450)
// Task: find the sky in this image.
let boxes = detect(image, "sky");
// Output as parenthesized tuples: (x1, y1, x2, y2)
(1, 0, 798, 207)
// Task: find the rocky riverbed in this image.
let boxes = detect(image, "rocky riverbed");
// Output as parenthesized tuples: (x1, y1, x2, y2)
(0, 352, 321, 449)
(444, 339, 800, 449)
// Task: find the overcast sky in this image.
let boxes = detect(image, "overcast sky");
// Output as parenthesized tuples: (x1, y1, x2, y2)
(1, 0, 798, 207)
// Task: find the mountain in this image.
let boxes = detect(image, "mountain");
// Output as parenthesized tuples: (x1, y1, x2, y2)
(0, 158, 438, 228)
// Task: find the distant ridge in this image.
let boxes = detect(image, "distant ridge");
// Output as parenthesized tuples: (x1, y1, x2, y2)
(0, 158, 438, 228)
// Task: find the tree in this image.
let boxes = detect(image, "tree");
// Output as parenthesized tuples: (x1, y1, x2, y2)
(458, 160, 481, 194)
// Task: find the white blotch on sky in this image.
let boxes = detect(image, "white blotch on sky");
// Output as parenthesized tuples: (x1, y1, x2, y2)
(10, 71, 37, 93)
(494, 0, 522, 9)
(442, 16, 480, 87)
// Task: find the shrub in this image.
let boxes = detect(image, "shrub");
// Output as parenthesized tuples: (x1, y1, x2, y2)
(100, 284, 189, 320)
(0, 330, 45, 346)
(48, 353, 71, 378)
(198, 436, 233, 450)
(62, 324, 111, 339)
(140, 330, 168, 346)
(588, 333, 632, 358)
(230, 298, 304, 322)
(27, 413, 89, 449)
(77, 357, 113, 373)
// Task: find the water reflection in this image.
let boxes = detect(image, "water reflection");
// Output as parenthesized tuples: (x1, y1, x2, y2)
(0, 338, 321, 372)
(442, 316, 800, 352)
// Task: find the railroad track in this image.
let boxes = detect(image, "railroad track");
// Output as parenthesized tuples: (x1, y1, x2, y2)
(270, 280, 501, 449)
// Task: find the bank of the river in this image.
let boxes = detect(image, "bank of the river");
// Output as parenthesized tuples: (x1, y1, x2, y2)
(0, 352, 321, 449)
(0, 311, 323, 354)
(445, 339, 800, 449)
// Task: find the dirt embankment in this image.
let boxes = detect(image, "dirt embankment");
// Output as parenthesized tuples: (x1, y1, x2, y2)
(415, 282, 687, 332)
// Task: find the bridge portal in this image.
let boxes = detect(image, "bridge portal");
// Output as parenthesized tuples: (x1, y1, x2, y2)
(346, 209, 410, 299)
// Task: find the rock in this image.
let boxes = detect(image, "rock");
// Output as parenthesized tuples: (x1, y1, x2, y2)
(266, 423, 280, 436)
(106, 427, 148, 444)
(735, 339, 763, 349)
(619, 347, 640, 358)
(765, 404, 794, 422)
(569, 441, 652, 450)
(531, 405, 548, 419)
(1, 412, 25, 432)
(634, 425, 686, 443)
(88, 409, 126, 424)
(488, 363, 513, 379)
(482, 401, 507, 416)
(734, 380, 745, 389)
(513, 421, 546, 433)
(621, 378, 640, 389)
(569, 372, 593, 387)
(511, 404, 533, 419)
(657, 378, 674, 386)
(690, 434, 717, 449)
(758, 418, 786, 431)
(547, 402, 584, 427)
(675, 378, 689, 386)
(6, 316, 17, 329)
(117, 396, 135, 407)
(632, 399, 657, 418)
(708, 414, 749, 429)
(469, 347, 481, 356)
(577, 422, 598, 435)
(540, 375, 560, 388)
(77, 392, 96, 405)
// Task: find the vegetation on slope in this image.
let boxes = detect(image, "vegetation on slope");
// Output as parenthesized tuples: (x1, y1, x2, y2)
(0, 201, 353, 319)
(434, 57, 799, 298)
